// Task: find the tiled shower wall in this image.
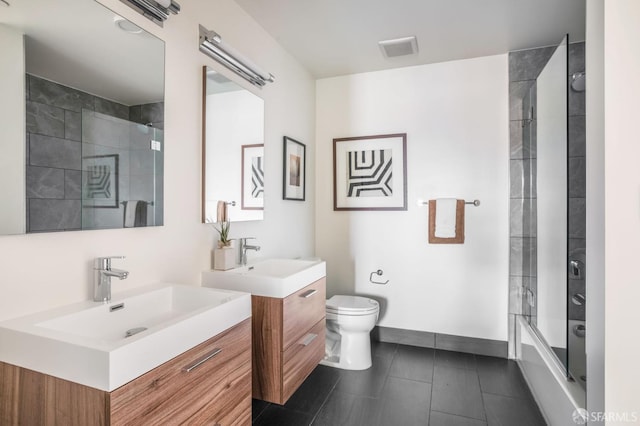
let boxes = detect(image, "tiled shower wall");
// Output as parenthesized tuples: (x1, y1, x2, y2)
(507, 42, 586, 356)
(25, 74, 163, 232)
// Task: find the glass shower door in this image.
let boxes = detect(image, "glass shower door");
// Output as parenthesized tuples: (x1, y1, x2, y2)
(81, 110, 163, 230)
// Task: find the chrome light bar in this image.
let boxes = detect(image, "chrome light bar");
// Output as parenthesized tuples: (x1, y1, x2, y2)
(199, 25, 275, 88)
(121, 0, 180, 26)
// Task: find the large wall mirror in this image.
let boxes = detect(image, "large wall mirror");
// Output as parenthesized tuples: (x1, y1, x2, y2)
(202, 66, 265, 223)
(0, 0, 164, 235)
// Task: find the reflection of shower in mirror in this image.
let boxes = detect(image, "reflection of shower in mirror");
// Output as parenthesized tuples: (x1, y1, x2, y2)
(571, 71, 585, 92)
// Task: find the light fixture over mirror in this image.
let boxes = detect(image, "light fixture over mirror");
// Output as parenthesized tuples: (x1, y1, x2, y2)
(202, 67, 265, 223)
(120, 0, 180, 27)
(199, 25, 275, 88)
(0, 0, 165, 235)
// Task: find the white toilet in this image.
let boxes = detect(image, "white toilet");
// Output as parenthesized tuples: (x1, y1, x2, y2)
(321, 295, 380, 370)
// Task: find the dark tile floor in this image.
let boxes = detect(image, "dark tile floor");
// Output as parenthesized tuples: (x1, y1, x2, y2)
(252, 341, 547, 426)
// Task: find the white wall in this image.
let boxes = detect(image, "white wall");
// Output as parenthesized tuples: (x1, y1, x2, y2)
(315, 55, 509, 341)
(0, 0, 316, 321)
(603, 0, 640, 419)
(0, 25, 26, 235)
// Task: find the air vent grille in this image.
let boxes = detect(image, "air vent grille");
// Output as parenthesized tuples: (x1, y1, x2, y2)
(378, 36, 418, 58)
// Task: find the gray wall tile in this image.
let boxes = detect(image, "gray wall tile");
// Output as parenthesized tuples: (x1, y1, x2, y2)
(29, 199, 81, 231)
(509, 237, 537, 277)
(509, 46, 556, 81)
(26, 101, 65, 138)
(26, 166, 65, 199)
(65, 170, 82, 199)
(140, 102, 164, 125)
(509, 159, 536, 199)
(64, 110, 82, 141)
(129, 105, 142, 124)
(569, 80, 586, 116)
(568, 115, 586, 157)
(568, 279, 586, 321)
(510, 198, 537, 237)
(509, 277, 524, 315)
(29, 134, 81, 170)
(569, 157, 586, 198)
(510, 120, 536, 160)
(29, 75, 93, 113)
(95, 97, 130, 121)
(568, 42, 585, 75)
(569, 198, 586, 238)
(509, 81, 534, 121)
(509, 121, 525, 159)
(26, 74, 30, 101)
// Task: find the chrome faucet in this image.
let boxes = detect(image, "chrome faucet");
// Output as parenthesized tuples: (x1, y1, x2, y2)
(239, 237, 260, 266)
(94, 256, 129, 302)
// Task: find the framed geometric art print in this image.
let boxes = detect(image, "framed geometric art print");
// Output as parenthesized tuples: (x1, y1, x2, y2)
(241, 144, 264, 210)
(283, 136, 306, 201)
(82, 154, 119, 208)
(333, 133, 407, 211)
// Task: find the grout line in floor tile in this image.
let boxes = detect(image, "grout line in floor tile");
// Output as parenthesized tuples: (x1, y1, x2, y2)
(308, 372, 342, 425)
(481, 390, 537, 401)
(430, 409, 489, 424)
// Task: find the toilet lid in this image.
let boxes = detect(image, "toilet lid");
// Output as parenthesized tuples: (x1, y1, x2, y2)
(326, 295, 379, 314)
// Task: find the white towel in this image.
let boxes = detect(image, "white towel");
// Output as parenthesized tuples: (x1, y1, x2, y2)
(123, 201, 140, 228)
(434, 198, 457, 238)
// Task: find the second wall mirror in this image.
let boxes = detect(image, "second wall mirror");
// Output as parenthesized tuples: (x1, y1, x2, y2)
(202, 67, 265, 223)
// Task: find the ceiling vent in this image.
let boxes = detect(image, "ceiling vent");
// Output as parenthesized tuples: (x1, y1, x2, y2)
(378, 36, 418, 58)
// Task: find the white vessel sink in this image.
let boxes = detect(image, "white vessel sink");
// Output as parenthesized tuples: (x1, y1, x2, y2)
(0, 283, 250, 391)
(202, 258, 326, 298)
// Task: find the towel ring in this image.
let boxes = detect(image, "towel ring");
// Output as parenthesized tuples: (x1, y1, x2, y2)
(369, 269, 389, 285)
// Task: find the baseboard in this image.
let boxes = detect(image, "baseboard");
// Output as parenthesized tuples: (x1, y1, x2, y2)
(372, 326, 508, 359)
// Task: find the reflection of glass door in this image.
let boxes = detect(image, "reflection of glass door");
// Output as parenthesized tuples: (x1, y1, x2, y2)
(519, 35, 570, 374)
(81, 110, 163, 230)
(535, 35, 568, 371)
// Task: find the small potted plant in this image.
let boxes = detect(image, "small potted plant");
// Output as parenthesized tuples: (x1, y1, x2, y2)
(213, 221, 235, 270)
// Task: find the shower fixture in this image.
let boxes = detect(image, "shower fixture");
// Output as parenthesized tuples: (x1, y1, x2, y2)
(571, 71, 585, 92)
(199, 25, 275, 88)
(120, 0, 180, 26)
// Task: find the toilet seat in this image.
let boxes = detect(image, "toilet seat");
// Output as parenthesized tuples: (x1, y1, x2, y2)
(326, 295, 379, 316)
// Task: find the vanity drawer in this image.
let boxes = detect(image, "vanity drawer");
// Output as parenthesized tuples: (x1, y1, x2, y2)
(110, 318, 251, 425)
(282, 319, 325, 402)
(282, 278, 326, 350)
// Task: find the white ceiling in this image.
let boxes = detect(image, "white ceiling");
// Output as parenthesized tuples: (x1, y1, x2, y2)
(234, 0, 586, 78)
(1, 0, 164, 106)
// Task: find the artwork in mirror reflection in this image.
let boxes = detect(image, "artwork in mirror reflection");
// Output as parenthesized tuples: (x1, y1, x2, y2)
(203, 67, 265, 223)
(0, 0, 164, 234)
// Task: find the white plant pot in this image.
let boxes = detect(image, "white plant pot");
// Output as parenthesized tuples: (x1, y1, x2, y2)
(213, 247, 236, 271)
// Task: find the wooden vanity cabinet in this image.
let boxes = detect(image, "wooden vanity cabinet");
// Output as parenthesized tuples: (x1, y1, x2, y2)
(252, 277, 326, 404)
(0, 319, 252, 426)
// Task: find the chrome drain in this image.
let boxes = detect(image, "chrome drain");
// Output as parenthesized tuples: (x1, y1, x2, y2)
(125, 327, 148, 338)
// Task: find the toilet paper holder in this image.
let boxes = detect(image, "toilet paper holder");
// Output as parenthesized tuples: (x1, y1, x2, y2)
(369, 270, 389, 285)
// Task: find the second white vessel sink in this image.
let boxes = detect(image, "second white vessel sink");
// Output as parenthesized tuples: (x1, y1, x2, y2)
(0, 283, 250, 391)
(202, 258, 326, 298)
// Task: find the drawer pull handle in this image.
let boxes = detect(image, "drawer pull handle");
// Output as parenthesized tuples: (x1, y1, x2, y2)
(182, 348, 222, 373)
(300, 289, 317, 298)
(299, 333, 318, 346)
